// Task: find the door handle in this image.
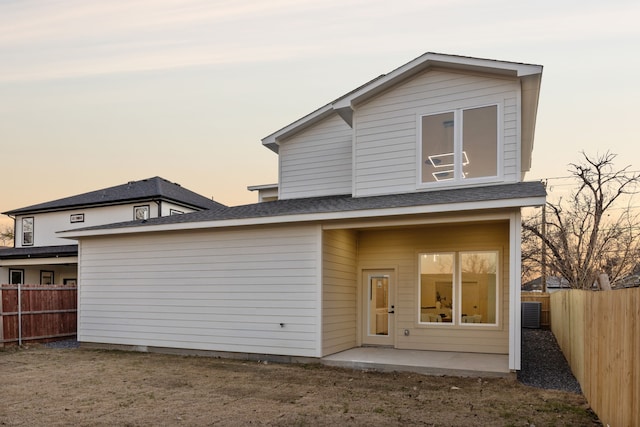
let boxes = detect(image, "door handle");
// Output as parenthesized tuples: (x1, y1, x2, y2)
(388, 305, 395, 314)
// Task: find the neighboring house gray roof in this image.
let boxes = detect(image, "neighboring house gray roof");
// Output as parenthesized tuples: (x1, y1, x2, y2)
(0, 245, 78, 260)
(72, 181, 546, 232)
(3, 177, 225, 215)
(523, 276, 571, 291)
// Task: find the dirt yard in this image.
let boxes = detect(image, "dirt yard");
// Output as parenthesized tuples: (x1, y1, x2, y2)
(0, 345, 599, 426)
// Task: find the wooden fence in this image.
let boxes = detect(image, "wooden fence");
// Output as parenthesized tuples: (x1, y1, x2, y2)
(1, 284, 77, 346)
(551, 289, 640, 426)
(521, 292, 551, 328)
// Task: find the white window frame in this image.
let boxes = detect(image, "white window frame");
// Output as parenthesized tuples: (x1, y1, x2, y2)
(418, 250, 500, 327)
(417, 103, 503, 189)
(22, 217, 34, 246)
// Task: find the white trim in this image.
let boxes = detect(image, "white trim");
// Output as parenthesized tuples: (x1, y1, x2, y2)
(322, 211, 514, 230)
(332, 53, 541, 111)
(77, 241, 83, 342)
(262, 104, 334, 152)
(516, 80, 524, 179)
(315, 224, 323, 357)
(247, 183, 278, 191)
(351, 108, 357, 199)
(0, 256, 78, 267)
(262, 53, 542, 150)
(417, 252, 456, 326)
(58, 196, 545, 239)
(417, 250, 500, 327)
(360, 268, 396, 346)
(509, 211, 522, 370)
(417, 103, 503, 189)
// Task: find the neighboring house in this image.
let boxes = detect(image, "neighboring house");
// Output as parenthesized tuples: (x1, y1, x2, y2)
(522, 276, 571, 293)
(0, 177, 225, 286)
(61, 53, 545, 371)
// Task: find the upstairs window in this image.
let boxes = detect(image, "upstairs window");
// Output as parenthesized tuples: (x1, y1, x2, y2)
(420, 105, 498, 184)
(22, 217, 34, 246)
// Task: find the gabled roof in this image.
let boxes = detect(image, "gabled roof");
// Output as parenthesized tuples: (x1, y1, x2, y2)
(3, 177, 226, 215)
(60, 181, 546, 238)
(261, 52, 543, 171)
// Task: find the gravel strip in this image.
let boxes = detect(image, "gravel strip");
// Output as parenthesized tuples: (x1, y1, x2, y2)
(518, 328, 582, 394)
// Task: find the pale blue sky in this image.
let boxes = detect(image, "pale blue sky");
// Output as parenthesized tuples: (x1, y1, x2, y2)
(1, 0, 639, 226)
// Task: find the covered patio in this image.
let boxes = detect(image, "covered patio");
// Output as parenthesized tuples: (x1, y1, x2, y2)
(321, 347, 510, 377)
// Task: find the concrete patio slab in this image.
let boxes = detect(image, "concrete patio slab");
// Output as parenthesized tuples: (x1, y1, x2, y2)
(321, 347, 511, 378)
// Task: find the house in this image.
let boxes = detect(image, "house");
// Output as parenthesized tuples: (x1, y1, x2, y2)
(522, 276, 571, 293)
(0, 177, 225, 286)
(60, 53, 545, 372)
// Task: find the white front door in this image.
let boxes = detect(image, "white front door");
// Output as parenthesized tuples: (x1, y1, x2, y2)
(362, 270, 394, 346)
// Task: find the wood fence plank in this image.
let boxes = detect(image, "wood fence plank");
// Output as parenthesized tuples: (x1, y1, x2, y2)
(0, 286, 77, 345)
(551, 288, 640, 426)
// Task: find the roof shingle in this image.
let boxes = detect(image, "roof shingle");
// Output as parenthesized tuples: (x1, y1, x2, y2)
(3, 177, 225, 215)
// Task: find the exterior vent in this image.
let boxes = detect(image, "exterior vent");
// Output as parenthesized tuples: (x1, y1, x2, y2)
(522, 302, 541, 329)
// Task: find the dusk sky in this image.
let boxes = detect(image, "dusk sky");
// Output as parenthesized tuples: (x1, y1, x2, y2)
(1, 0, 639, 228)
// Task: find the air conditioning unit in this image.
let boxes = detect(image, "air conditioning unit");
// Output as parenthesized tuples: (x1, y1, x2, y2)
(522, 302, 541, 329)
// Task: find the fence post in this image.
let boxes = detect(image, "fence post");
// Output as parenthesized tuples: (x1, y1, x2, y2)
(0, 286, 4, 348)
(18, 283, 22, 346)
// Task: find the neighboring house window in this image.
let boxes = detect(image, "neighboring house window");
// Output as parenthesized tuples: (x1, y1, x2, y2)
(22, 217, 34, 246)
(70, 213, 84, 223)
(9, 269, 24, 285)
(40, 270, 54, 285)
(134, 205, 150, 220)
(420, 105, 498, 183)
(419, 251, 499, 326)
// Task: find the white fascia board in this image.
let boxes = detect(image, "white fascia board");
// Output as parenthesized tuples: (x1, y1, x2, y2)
(247, 183, 278, 192)
(321, 211, 515, 230)
(261, 53, 542, 151)
(261, 104, 334, 152)
(332, 53, 542, 111)
(0, 256, 78, 267)
(58, 195, 545, 239)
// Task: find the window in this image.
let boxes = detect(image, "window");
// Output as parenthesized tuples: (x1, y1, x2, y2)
(70, 213, 84, 223)
(421, 105, 498, 184)
(22, 217, 34, 246)
(134, 205, 150, 220)
(40, 270, 54, 285)
(419, 251, 499, 325)
(9, 269, 24, 285)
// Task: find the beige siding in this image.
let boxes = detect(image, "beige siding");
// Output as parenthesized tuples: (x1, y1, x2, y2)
(279, 114, 352, 199)
(354, 70, 521, 197)
(357, 222, 510, 354)
(78, 225, 321, 357)
(322, 229, 357, 356)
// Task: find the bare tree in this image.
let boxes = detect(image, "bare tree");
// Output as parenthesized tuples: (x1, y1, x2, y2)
(0, 224, 14, 247)
(523, 152, 640, 289)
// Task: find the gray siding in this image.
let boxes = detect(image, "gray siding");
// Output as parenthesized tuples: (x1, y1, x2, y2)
(279, 114, 352, 199)
(354, 70, 521, 197)
(78, 225, 321, 357)
(322, 229, 357, 356)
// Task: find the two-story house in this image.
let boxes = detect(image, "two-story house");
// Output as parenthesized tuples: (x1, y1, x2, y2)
(0, 177, 225, 286)
(61, 53, 544, 372)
